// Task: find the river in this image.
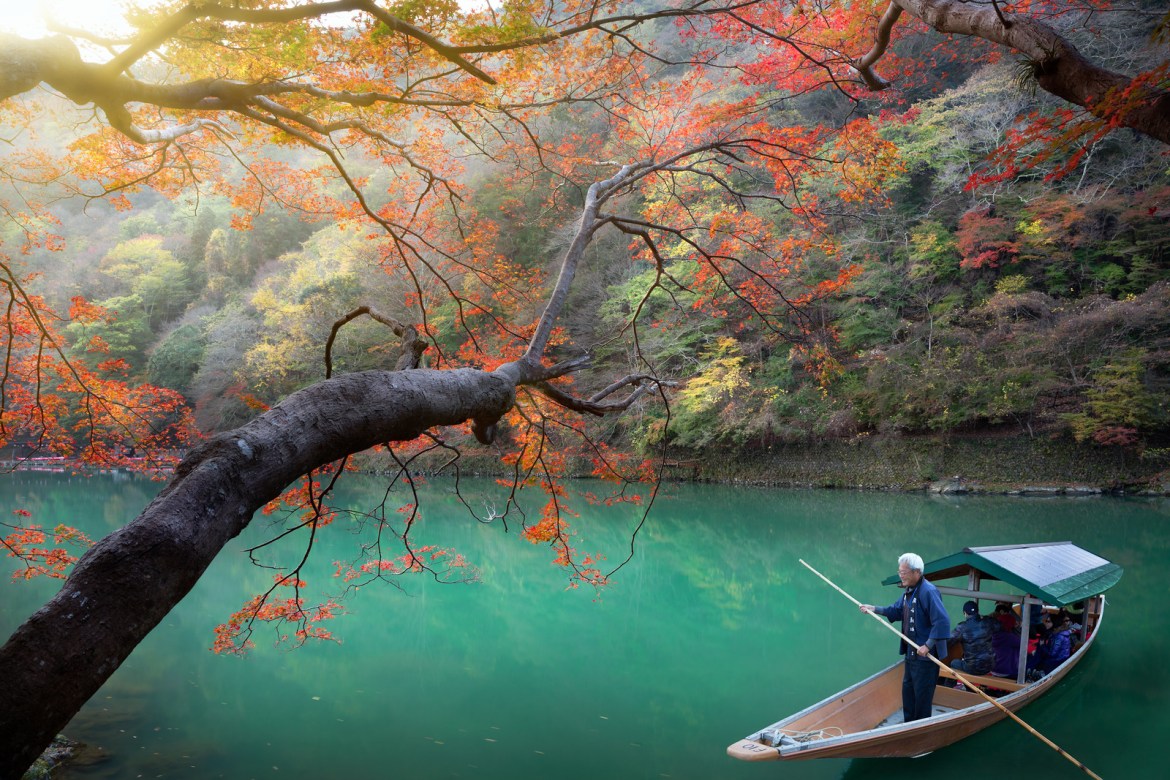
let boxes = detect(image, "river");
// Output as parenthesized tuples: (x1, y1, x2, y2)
(1, 472, 1165, 779)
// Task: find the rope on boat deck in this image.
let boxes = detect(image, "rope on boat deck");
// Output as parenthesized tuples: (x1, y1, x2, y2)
(759, 726, 844, 746)
(784, 727, 844, 742)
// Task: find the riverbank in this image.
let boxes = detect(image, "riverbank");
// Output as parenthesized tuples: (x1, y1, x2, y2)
(6, 434, 1168, 496)
(22, 737, 83, 780)
(677, 433, 1170, 495)
(349, 432, 1170, 496)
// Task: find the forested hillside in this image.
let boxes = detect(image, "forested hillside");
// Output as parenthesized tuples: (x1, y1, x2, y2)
(9, 54, 1168, 460)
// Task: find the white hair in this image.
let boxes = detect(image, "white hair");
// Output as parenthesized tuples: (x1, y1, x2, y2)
(898, 552, 924, 572)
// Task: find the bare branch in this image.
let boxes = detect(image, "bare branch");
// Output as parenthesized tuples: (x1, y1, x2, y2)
(99, 109, 231, 145)
(523, 162, 648, 365)
(533, 375, 674, 416)
(852, 3, 904, 91)
(522, 354, 595, 383)
(324, 306, 428, 379)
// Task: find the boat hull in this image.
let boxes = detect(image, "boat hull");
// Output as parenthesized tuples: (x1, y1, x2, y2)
(728, 596, 1103, 761)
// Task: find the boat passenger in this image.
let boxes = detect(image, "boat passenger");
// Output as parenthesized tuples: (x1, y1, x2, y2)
(859, 552, 951, 723)
(948, 600, 996, 676)
(1026, 612, 1067, 677)
(1056, 607, 1082, 633)
(1026, 627, 1044, 669)
(990, 613, 1021, 679)
(1015, 602, 1049, 635)
(992, 602, 1016, 632)
(1036, 615, 1073, 674)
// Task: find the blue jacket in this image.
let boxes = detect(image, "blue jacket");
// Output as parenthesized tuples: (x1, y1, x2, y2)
(1039, 628, 1073, 672)
(951, 615, 997, 674)
(874, 577, 951, 656)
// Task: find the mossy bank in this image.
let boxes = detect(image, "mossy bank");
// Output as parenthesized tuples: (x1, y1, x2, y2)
(671, 434, 1169, 494)
(355, 433, 1169, 495)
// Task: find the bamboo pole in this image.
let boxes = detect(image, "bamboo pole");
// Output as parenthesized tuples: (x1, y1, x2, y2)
(799, 559, 1102, 780)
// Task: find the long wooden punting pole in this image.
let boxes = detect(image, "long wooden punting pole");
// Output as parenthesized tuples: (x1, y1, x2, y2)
(799, 559, 1102, 780)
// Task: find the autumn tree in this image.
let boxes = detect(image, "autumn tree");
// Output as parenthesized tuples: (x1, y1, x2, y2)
(1066, 347, 1164, 447)
(1, 0, 1168, 775)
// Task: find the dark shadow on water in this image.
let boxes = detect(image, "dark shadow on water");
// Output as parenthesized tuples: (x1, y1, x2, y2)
(839, 757, 921, 780)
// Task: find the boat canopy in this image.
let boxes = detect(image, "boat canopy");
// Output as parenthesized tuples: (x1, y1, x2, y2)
(881, 542, 1122, 606)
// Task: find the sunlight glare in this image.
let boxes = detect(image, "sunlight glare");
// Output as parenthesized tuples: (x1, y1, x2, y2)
(0, 0, 132, 37)
(0, 0, 495, 38)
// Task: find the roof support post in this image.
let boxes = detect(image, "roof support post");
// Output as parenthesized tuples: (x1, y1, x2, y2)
(1017, 597, 1034, 685)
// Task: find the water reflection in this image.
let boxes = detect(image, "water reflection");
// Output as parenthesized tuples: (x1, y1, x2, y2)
(0, 474, 1164, 779)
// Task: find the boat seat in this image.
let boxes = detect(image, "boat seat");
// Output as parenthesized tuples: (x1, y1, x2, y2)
(938, 668, 1026, 692)
(877, 704, 954, 729)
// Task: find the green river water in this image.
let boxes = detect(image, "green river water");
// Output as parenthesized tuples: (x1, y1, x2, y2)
(1, 472, 1166, 779)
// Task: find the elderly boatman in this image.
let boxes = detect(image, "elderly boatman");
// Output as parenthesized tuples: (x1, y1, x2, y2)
(860, 553, 951, 722)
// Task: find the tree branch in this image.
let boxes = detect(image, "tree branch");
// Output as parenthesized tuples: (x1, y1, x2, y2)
(0, 367, 517, 776)
(450, 0, 766, 54)
(99, 105, 231, 145)
(104, 0, 496, 85)
(522, 162, 645, 365)
(324, 306, 428, 378)
(881, 0, 1170, 143)
(852, 3, 903, 91)
(532, 374, 673, 416)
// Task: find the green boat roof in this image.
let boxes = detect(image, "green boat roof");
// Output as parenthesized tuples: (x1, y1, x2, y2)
(881, 542, 1123, 606)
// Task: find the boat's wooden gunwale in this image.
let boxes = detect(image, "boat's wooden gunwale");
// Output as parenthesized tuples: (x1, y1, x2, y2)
(728, 594, 1105, 762)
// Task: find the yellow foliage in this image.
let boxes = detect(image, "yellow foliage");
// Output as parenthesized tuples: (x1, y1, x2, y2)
(679, 337, 750, 415)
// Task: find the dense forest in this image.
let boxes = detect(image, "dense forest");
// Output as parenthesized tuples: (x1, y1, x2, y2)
(10, 50, 1168, 461)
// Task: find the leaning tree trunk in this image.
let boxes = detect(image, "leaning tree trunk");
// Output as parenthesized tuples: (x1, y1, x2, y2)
(0, 367, 515, 778)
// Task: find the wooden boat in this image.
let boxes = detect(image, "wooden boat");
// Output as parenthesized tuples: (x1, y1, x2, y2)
(728, 542, 1122, 761)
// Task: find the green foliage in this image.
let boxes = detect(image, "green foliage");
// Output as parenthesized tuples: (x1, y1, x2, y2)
(1065, 349, 1163, 447)
(1092, 262, 1128, 296)
(597, 264, 718, 372)
(102, 235, 171, 278)
(836, 305, 900, 353)
(844, 306, 1066, 436)
(147, 323, 206, 392)
(768, 382, 841, 442)
(664, 340, 843, 449)
(995, 275, 1029, 295)
(243, 225, 414, 399)
(908, 222, 961, 282)
(99, 236, 194, 329)
(381, 0, 461, 27)
(65, 295, 153, 372)
(1126, 255, 1167, 294)
(137, 258, 193, 330)
(118, 213, 161, 240)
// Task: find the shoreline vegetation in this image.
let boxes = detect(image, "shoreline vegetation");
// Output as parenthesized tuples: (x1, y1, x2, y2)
(347, 433, 1170, 496)
(7, 434, 1168, 497)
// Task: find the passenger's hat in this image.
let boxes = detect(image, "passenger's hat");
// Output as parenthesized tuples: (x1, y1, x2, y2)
(962, 600, 979, 615)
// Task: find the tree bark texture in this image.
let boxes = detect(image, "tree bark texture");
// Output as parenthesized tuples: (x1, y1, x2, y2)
(0, 367, 515, 779)
(894, 0, 1170, 144)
